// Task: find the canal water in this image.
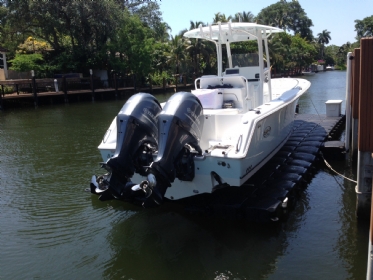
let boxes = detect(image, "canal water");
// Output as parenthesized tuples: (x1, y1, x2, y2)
(0, 71, 368, 279)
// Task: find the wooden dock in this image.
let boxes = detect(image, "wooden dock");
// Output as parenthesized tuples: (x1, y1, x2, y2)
(0, 76, 193, 109)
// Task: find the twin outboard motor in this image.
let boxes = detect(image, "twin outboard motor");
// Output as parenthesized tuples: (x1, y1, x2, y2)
(91, 91, 204, 208)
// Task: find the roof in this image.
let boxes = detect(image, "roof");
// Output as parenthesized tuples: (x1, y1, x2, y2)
(184, 22, 283, 43)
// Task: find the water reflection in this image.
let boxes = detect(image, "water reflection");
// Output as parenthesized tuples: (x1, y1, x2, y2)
(105, 209, 283, 279)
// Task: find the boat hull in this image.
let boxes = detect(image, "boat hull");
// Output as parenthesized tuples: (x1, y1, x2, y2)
(97, 78, 308, 201)
(131, 94, 298, 200)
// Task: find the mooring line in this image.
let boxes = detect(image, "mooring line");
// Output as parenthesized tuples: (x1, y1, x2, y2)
(309, 96, 323, 122)
(320, 152, 357, 183)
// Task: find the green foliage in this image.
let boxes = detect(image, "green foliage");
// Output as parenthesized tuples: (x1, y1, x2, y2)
(2, 86, 16, 95)
(107, 11, 155, 77)
(256, 0, 313, 41)
(269, 32, 317, 74)
(1, 0, 364, 79)
(150, 71, 172, 85)
(9, 53, 45, 72)
(355, 15, 373, 40)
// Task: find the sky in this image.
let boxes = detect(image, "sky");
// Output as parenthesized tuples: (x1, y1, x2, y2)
(159, 0, 372, 46)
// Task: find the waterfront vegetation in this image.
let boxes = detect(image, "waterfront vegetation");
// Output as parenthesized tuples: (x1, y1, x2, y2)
(0, 0, 372, 84)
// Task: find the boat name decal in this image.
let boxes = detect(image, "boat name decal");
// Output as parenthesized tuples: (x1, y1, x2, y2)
(263, 126, 271, 138)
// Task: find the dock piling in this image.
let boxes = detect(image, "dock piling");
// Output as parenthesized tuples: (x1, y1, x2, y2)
(355, 38, 373, 218)
(62, 76, 68, 103)
(90, 69, 95, 102)
(31, 75, 38, 108)
(351, 48, 361, 156)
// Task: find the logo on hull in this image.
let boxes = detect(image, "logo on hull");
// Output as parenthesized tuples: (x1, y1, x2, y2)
(263, 126, 271, 138)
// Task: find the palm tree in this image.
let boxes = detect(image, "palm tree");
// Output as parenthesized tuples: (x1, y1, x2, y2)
(317, 29, 331, 59)
(212, 12, 231, 23)
(233, 11, 255, 23)
(165, 35, 186, 75)
(190, 21, 204, 30)
(154, 22, 171, 42)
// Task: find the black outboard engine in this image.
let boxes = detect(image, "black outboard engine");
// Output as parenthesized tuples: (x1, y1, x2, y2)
(90, 93, 162, 202)
(139, 91, 204, 207)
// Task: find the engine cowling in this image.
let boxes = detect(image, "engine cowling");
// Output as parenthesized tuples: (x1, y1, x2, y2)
(142, 91, 204, 207)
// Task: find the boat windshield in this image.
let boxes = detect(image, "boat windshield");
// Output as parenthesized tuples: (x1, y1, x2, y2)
(228, 53, 267, 68)
(232, 53, 259, 67)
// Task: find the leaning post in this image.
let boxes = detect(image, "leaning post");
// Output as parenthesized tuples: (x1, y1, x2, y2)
(355, 38, 373, 218)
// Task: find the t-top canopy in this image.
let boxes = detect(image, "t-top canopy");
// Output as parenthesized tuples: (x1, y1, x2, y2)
(184, 22, 283, 43)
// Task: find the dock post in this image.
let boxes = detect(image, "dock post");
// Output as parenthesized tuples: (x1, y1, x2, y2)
(31, 71, 38, 108)
(114, 74, 118, 99)
(366, 153, 373, 279)
(149, 75, 153, 94)
(356, 38, 373, 218)
(62, 76, 68, 103)
(345, 52, 352, 152)
(175, 74, 178, 92)
(90, 69, 95, 102)
(0, 87, 3, 110)
(133, 74, 136, 93)
(351, 48, 360, 156)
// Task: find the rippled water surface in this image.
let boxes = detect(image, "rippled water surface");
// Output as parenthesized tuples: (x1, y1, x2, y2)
(0, 71, 368, 279)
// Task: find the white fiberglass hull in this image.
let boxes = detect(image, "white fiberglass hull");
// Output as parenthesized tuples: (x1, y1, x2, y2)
(98, 78, 310, 201)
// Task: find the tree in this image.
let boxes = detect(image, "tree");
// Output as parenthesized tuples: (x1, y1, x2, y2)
(9, 53, 45, 73)
(233, 11, 255, 23)
(1, 0, 163, 74)
(268, 32, 316, 75)
(256, 0, 313, 40)
(153, 22, 171, 42)
(165, 35, 186, 75)
(289, 34, 317, 73)
(108, 12, 155, 79)
(16, 37, 52, 54)
(130, 1, 163, 30)
(317, 29, 331, 59)
(212, 12, 231, 23)
(355, 15, 373, 40)
(190, 21, 205, 30)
